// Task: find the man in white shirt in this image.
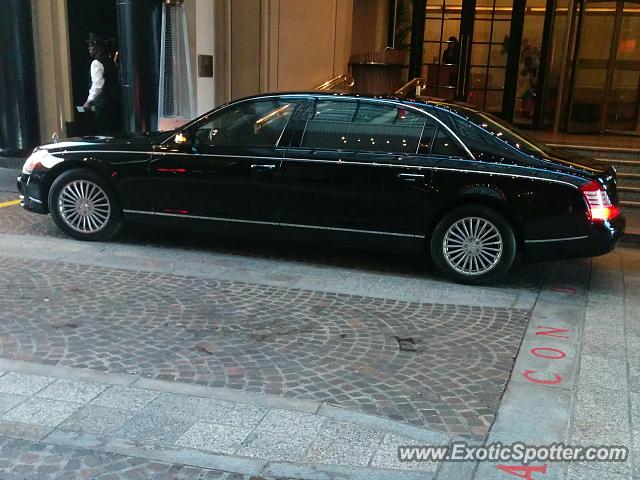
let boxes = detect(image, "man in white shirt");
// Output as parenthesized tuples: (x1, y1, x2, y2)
(83, 34, 121, 136)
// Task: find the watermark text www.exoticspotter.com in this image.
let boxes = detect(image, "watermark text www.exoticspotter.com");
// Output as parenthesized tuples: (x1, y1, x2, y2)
(398, 442, 629, 464)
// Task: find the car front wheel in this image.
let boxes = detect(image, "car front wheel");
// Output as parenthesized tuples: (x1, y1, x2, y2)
(430, 205, 517, 285)
(48, 169, 122, 241)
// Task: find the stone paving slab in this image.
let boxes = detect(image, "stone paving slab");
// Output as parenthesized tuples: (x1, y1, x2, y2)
(0, 255, 530, 439)
(0, 361, 447, 478)
(0, 436, 269, 480)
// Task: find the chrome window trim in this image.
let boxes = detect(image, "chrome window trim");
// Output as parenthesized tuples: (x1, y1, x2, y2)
(165, 93, 475, 159)
(51, 150, 153, 156)
(122, 209, 424, 239)
(524, 235, 589, 244)
(122, 209, 590, 243)
(299, 95, 474, 159)
(55, 150, 581, 189)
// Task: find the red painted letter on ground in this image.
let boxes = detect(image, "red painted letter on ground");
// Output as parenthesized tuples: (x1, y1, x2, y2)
(535, 326, 569, 340)
(496, 464, 548, 479)
(522, 370, 562, 385)
(530, 347, 567, 359)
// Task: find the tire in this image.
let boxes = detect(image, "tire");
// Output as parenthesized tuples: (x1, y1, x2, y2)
(48, 168, 122, 241)
(430, 205, 517, 285)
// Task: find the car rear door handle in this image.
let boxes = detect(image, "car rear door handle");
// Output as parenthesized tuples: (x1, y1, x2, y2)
(397, 173, 425, 181)
(251, 164, 277, 172)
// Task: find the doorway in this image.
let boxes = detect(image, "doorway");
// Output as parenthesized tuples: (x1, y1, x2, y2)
(567, 0, 640, 133)
(66, 0, 118, 135)
(408, 0, 549, 124)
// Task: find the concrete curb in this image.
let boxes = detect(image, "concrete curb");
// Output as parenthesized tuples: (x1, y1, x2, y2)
(473, 261, 590, 480)
(41, 428, 436, 480)
(0, 157, 24, 170)
(620, 231, 640, 248)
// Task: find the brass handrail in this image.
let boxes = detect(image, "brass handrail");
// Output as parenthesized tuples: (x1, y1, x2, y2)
(314, 74, 355, 92)
(395, 78, 428, 98)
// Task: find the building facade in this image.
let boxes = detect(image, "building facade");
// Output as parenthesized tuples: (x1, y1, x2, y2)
(1, 0, 639, 155)
(398, 0, 640, 133)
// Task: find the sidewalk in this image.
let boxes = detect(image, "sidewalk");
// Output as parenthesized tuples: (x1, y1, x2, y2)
(0, 359, 447, 480)
(0, 251, 637, 479)
(476, 247, 639, 480)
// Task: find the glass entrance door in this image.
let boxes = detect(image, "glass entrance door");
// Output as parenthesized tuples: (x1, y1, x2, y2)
(568, 1, 640, 132)
(417, 0, 547, 122)
(464, 0, 514, 114)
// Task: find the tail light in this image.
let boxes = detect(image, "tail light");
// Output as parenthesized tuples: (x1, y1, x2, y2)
(580, 180, 620, 221)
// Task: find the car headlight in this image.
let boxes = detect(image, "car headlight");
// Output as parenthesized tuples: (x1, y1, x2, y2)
(22, 148, 49, 174)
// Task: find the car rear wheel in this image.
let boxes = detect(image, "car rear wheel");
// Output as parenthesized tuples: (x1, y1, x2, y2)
(48, 169, 122, 241)
(430, 205, 516, 285)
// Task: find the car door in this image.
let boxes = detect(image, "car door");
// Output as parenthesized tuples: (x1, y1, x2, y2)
(278, 98, 435, 238)
(149, 96, 302, 224)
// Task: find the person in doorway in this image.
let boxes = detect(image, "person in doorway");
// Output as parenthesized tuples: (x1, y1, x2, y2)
(83, 33, 122, 136)
(442, 36, 460, 87)
(442, 36, 460, 64)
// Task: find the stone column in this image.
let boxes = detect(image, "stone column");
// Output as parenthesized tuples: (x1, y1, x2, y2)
(0, 0, 40, 154)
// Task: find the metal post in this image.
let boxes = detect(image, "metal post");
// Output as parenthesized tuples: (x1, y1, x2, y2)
(553, 0, 578, 134)
(116, 0, 163, 134)
(408, 0, 427, 80)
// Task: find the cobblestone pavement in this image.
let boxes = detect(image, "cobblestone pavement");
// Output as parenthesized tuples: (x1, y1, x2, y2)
(0, 436, 263, 480)
(0, 191, 546, 294)
(0, 255, 528, 439)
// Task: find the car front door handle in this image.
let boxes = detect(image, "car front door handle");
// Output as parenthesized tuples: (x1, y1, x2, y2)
(251, 164, 277, 173)
(397, 173, 426, 181)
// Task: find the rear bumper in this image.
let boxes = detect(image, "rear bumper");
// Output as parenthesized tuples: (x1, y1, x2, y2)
(17, 173, 47, 214)
(524, 215, 625, 262)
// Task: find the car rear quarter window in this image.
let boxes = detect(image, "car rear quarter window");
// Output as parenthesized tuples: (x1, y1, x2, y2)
(430, 107, 524, 162)
(451, 116, 521, 162)
(301, 100, 426, 154)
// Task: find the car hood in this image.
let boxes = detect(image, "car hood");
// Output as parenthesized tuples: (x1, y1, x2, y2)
(37, 131, 174, 154)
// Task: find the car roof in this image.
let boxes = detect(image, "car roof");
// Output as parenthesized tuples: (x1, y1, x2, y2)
(235, 91, 472, 115)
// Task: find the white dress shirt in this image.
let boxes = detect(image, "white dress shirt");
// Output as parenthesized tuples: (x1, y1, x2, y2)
(86, 59, 105, 103)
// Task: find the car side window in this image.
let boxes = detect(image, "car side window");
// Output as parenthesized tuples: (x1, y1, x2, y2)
(193, 99, 297, 148)
(300, 100, 425, 154)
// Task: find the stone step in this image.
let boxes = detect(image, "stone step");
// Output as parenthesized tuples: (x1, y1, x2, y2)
(549, 144, 640, 162)
(617, 173, 640, 191)
(619, 186, 640, 203)
(596, 158, 640, 175)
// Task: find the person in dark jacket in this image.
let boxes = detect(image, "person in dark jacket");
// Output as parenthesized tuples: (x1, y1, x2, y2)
(442, 36, 460, 65)
(441, 36, 460, 87)
(82, 34, 122, 136)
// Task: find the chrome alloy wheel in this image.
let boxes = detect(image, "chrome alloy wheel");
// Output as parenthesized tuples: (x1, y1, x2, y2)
(57, 180, 111, 233)
(442, 216, 503, 276)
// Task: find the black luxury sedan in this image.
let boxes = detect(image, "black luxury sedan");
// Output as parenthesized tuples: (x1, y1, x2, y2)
(18, 93, 625, 284)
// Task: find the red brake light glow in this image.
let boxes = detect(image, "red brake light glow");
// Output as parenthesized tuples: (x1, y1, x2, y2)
(579, 180, 620, 221)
